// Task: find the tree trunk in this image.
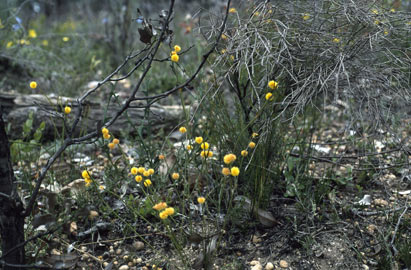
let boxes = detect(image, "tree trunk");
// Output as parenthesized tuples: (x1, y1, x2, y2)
(0, 106, 25, 270)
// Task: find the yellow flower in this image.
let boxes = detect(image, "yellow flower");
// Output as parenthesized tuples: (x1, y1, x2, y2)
(230, 55, 235, 61)
(170, 50, 177, 56)
(143, 171, 150, 177)
(28, 29, 37, 38)
(131, 167, 138, 175)
(153, 202, 167, 211)
(303, 13, 310, 20)
(252, 132, 258, 138)
(268, 80, 278, 90)
(179, 126, 187, 133)
(171, 54, 179, 62)
(229, 8, 237, 13)
(112, 138, 120, 144)
(42, 40, 49, 46)
(159, 211, 168, 219)
(201, 150, 213, 158)
(159, 154, 165, 160)
(221, 49, 227, 54)
(172, 173, 180, 180)
(371, 9, 379, 15)
(231, 166, 240, 176)
(223, 154, 236, 164)
(384, 30, 389, 35)
(222, 167, 231, 176)
(103, 133, 111, 139)
(197, 197, 206, 204)
(186, 144, 193, 150)
(174, 45, 181, 53)
(248, 142, 256, 149)
(148, 168, 155, 175)
(62, 36, 69, 42)
(265, 92, 273, 101)
(241, 150, 248, 157)
(390, 8, 395, 13)
(137, 167, 145, 174)
(374, 20, 380, 25)
(108, 142, 115, 149)
(135, 175, 143, 182)
(64, 106, 71, 114)
(101, 127, 109, 134)
(333, 38, 340, 43)
(164, 207, 175, 215)
(195, 137, 203, 144)
(30, 81, 37, 89)
(82, 170, 90, 179)
(221, 34, 228, 40)
(144, 179, 152, 187)
(254, 11, 260, 16)
(99, 185, 105, 190)
(6, 41, 13, 48)
(200, 142, 209, 150)
(84, 178, 92, 187)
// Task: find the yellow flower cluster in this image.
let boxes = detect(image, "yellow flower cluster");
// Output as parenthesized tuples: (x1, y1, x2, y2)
(81, 170, 92, 186)
(153, 202, 167, 211)
(172, 172, 180, 180)
(171, 45, 181, 62)
(28, 29, 37, 39)
(102, 127, 110, 139)
(108, 138, 120, 150)
(266, 80, 278, 101)
(131, 166, 154, 186)
(64, 106, 71, 114)
(223, 153, 236, 164)
(179, 126, 187, 133)
(159, 207, 175, 219)
(222, 153, 240, 177)
(197, 197, 206, 204)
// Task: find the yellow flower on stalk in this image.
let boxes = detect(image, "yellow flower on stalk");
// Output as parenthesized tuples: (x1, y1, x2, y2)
(268, 80, 278, 90)
(230, 55, 235, 61)
(82, 170, 90, 179)
(64, 106, 71, 114)
(153, 202, 167, 211)
(144, 179, 152, 187)
(30, 81, 37, 89)
(62, 36, 69, 42)
(252, 132, 258, 138)
(164, 207, 175, 215)
(201, 150, 213, 158)
(158, 154, 165, 160)
(179, 126, 187, 133)
(197, 197, 206, 204)
(333, 37, 340, 43)
(147, 168, 155, 175)
(223, 154, 236, 164)
(174, 45, 181, 53)
(42, 40, 49, 46)
(231, 166, 240, 176)
(390, 8, 395, 13)
(222, 167, 231, 176)
(374, 20, 380, 25)
(221, 34, 228, 40)
(195, 137, 203, 144)
(135, 175, 143, 182)
(200, 142, 210, 150)
(265, 92, 273, 101)
(112, 138, 120, 144)
(99, 185, 105, 190)
(241, 150, 248, 157)
(221, 49, 227, 54)
(131, 167, 138, 175)
(108, 142, 115, 149)
(143, 171, 150, 177)
(84, 178, 92, 187)
(6, 41, 13, 48)
(248, 142, 256, 149)
(171, 54, 179, 62)
(303, 13, 310, 20)
(371, 9, 379, 15)
(101, 127, 109, 135)
(159, 211, 168, 219)
(28, 29, 37, 38)
(229, 8, 237, 13)
(384, 30, 389, 35)
(170, 50, 177, 56)
(172, 173, 180, 180)
(137, 167, 145, 174)
(103, 133, 111, 139)
(186, 144, 193, 150)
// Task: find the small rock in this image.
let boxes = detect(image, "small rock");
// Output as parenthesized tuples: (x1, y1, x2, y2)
(132, 241, 144, 251)
(362, 264, 369, 270)
(279, 260, 289, 268)
(252, 235, 262, 243)
(116, 249, 122, 255)
(119, 265, 129, 270)
(128, 262, 134, 267)
(373, 199, 388, 207)
(103, 262, 108, 267)
(136, 258, 142, 263)
(123, 255, 129, 261)
(265, 262, 274, 270)
(367, 224, 377, 234)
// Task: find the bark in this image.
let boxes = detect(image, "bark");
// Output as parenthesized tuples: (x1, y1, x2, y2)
(0, 106, 25, 270)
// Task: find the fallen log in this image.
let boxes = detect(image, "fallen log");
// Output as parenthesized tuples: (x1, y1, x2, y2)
(0, 92, 183, 140)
